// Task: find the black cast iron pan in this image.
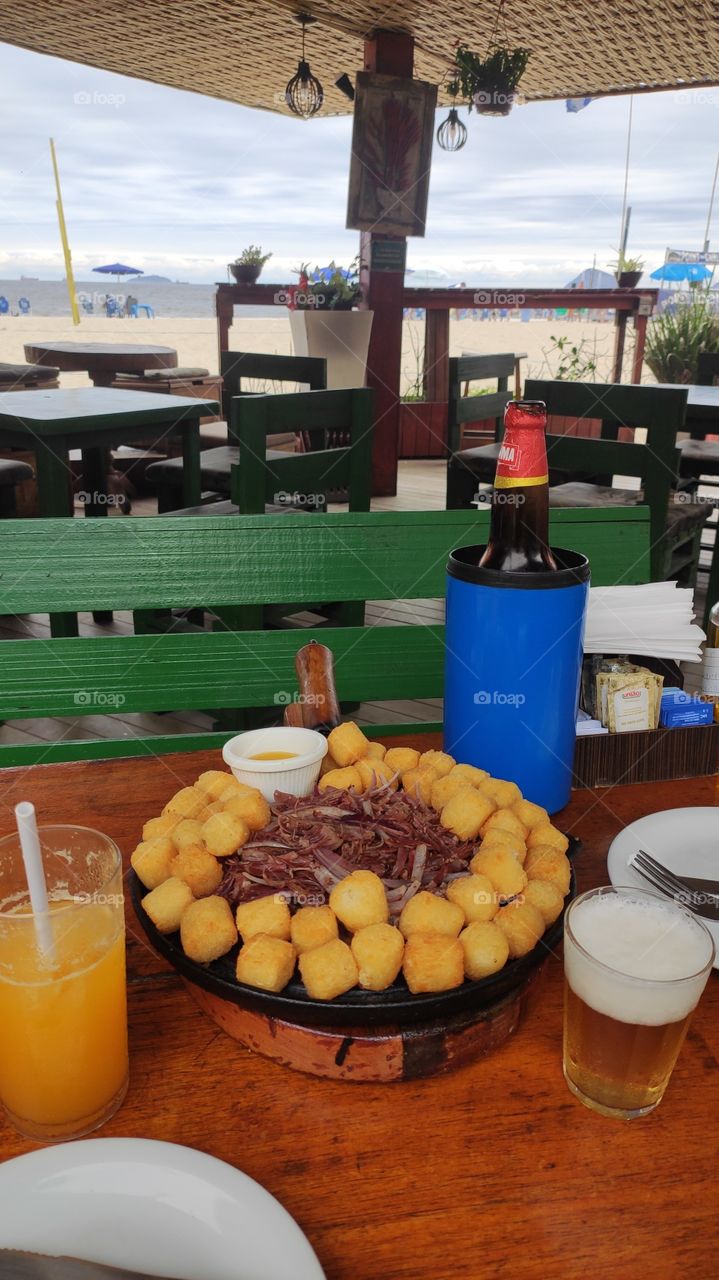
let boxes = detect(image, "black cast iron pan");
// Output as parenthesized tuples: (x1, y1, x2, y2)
(130, 835, 579, 1029)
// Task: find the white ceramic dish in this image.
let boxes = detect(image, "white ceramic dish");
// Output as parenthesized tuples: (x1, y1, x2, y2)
(607, 805, 719, 970)
(222, 726, 327, 801)
(0, 1138, 324, 1280)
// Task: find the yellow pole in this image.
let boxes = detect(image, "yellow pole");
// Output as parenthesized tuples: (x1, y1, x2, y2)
(49, 138, 80, 326)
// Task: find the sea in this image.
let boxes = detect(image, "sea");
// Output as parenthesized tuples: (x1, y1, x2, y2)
(0, 279, 281, 319)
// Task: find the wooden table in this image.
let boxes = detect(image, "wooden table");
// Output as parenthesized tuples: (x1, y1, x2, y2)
(654, 383, 719, 432)
(0, 387, 219, 635)
(24, 341, 178, 387)
(0, 737, 717, 1280)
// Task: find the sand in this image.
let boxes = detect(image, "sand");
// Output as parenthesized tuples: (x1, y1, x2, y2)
(0, 311, 645, 392)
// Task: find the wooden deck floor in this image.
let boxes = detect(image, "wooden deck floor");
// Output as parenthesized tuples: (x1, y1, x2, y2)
(0, 461, 447, 751)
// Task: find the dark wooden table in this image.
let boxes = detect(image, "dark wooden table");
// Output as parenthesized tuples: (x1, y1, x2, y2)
(0, 387, 219, 635)
(0, 736, 716, 1280)
(653, 383, 719, 431)
(24, 341, 178, 387)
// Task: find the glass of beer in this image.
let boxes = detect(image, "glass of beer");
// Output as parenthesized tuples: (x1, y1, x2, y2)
(0, 825, 129, 1141)
(563, 885, 714, 1118)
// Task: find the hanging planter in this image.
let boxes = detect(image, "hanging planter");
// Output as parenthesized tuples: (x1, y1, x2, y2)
(447, 43, 530, 118)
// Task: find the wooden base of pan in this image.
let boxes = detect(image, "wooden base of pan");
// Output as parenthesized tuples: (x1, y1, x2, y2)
(183, 966, 543, 1082)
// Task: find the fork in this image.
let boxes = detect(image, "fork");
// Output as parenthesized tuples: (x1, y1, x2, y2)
(631, 850, 719, 922)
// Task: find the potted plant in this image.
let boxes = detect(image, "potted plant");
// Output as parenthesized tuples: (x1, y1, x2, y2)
(645, 297, 719, 383)
(228, 245, 272, 285)
(288, 258, 373, 388)
(447, 44, 530, 117)
(292, 260, 362, 310)
(609, 253, 645, 289)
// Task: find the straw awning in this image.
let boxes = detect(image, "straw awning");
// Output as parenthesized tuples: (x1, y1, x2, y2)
(3, 0, 718, 116)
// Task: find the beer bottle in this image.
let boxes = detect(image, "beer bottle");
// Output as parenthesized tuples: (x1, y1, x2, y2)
(479, 399, 558, 572)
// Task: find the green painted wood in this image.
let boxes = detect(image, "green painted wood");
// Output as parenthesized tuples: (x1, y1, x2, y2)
(220, 350, 326, 433)
(456, 392, 510, 425)
(230, 388, 373, 514)
(0, 721, 444, 768)
(0, 625, 447, 719)
(221, 351, 327, 391)
(0, 387, 220, 436)
(0, 508, 650, 615)
(524, 379, 689, 581)
(0, 507, 651, 767)
(0, 732, 235, 767)
(447, 354, 514, 454)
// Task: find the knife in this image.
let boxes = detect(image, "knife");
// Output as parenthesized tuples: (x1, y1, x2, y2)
(0, 1251, 185, 1279)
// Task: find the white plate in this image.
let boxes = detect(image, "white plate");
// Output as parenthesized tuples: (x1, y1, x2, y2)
(607, 805, 719, 970)
(0, 1138, 325, 1280)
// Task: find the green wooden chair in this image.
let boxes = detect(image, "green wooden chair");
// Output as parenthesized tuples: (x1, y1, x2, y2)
(147, 350, 327, 512)
(136, 388, 374, 645)
(229, 388, 372, 516)
(683, 352, 719, 626)
(0, 506, 651, 768)
(521, 379, 706, 585)
(445, 354, 515, 508)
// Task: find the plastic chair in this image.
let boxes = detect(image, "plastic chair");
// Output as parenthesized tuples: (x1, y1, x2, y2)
(0, 298, 8, 315)
(17, 297, 30, 315)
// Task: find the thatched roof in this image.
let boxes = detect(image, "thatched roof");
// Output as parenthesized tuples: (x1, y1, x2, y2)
(3, 0, 718, 116)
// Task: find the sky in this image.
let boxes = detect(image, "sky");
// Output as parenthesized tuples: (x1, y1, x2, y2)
(0, 40, 718, 285)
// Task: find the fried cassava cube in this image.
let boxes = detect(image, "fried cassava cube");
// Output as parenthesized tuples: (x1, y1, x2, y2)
(329, 870, 389, 932)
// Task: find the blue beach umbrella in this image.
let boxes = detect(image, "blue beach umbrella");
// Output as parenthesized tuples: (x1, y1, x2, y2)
(650, 262, 712, 282)
(92, 262, 144, 282)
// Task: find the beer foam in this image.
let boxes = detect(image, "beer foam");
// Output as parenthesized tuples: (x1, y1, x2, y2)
(565, 893, 713, 1026)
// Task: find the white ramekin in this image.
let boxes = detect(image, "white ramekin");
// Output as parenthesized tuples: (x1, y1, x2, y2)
(222, 727, 328, 802)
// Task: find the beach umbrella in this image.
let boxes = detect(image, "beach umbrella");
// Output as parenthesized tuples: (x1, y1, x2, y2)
(650, 262, 712, 282)
(92, 262, 144, 282)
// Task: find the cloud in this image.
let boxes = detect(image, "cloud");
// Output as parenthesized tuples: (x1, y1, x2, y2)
(0, 40, 717, 283)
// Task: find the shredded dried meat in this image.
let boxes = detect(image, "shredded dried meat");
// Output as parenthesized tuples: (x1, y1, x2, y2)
(218, 781, 475, 916)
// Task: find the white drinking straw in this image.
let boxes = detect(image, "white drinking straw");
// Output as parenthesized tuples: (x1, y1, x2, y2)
(15, 801, 56, 964)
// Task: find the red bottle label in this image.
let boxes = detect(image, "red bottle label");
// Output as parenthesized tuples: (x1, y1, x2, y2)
(495, 427, 548, 489)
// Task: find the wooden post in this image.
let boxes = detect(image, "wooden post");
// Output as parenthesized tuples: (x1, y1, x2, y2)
(613, 311, 628, 382)
(424, 309, 449, 402)
(360, 29, 415, 498)
(632, 311, 648, 383)
(216, 287, 234, 368)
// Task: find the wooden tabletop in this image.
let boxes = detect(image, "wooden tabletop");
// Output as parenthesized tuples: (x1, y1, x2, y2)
(24, 342, 178, 377)
(0, 741, 717, 1280)
(0, 386, 220, 435)
(653, 383, 719, 422)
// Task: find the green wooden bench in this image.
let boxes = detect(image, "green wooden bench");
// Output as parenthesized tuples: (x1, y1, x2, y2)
(0, 506, 651, 767)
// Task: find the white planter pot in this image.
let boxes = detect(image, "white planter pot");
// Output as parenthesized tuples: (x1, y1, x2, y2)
(289, 310, 373, 389)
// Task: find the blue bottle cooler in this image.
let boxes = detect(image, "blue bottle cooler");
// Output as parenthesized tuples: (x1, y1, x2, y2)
(444, 546, 590, 814)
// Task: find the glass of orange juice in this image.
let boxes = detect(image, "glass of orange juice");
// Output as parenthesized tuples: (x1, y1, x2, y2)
(0, 825, 128, 1141)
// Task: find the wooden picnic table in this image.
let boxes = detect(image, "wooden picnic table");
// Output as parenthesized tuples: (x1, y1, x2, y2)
(0, 386, 219, 636)
(0, 734, 716, 1280)
(24, 341, 178, 387)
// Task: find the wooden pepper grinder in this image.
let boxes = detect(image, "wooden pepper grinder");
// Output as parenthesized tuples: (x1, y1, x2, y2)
(283, 640, 341, 732)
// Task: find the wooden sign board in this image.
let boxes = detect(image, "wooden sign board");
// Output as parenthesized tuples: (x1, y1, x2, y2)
(347, 73, 437, 238)
(370, 239, 408, 273)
